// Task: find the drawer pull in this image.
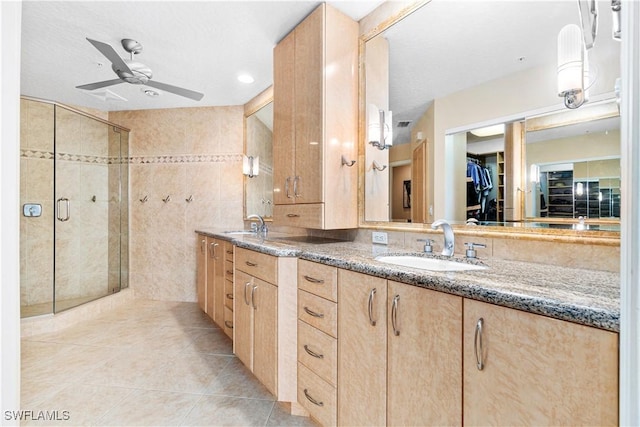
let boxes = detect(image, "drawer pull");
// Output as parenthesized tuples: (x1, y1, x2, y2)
(303, 275, 324, 284)
(226, 250, 233, 255)
(245, 261, 258, 267)
(474, 317, 485, 371)
(368, 288, 377, 326)
(303, 389, 324, 407)
(303, 306, 324, 318)
(287, 213, 300, 218)
(226, 270, 233, 275)
(303, 344, 324, 359)
(226, 293, 234, 300)
(224, 320, 234, 329)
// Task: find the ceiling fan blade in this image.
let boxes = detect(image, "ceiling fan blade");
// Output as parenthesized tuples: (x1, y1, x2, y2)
(145, 80, 204, 101)
(86, 38, 133, 75)
(76, 79, 124, 90)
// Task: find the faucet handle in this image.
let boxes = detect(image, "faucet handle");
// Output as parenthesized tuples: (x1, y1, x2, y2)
(417, 238, 434, 253)
(464, 242, 486, 259)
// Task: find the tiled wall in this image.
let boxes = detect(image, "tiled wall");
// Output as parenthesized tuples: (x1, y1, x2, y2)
(109, 106, 245, 302)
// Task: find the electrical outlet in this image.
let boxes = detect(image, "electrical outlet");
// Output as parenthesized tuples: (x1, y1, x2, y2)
(372, 231, 388, 245)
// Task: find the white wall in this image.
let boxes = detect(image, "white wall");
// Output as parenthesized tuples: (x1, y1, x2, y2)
(1, 1, 22, 423)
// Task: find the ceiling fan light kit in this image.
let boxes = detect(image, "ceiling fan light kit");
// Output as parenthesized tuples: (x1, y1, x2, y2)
(76, 37, 204, 101)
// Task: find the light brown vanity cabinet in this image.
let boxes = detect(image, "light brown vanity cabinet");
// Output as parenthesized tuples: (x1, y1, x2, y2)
(196, 235, 207, 313)
(202, 236, 226, 327)
(233, 247, 298, 405)
(337, 270, 462, 426)
(223, 241, 234, 339)
(463, 298, 618, 426)
(272, 3, 358, 230)
(296, 260, 338, 426)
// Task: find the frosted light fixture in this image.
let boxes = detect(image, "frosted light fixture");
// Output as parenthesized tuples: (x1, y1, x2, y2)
(529, 164, 540, 184)
(243, 155, 259, 178)
(576, 182, 585, 196)
(368, 104, 393, 150)
(238, 74, 255, 84)
(470, 124, 505, 138)
(557, 24, 585, 109)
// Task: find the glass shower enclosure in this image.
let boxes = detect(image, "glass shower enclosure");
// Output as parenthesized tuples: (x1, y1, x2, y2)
(20, 98, 129, 317)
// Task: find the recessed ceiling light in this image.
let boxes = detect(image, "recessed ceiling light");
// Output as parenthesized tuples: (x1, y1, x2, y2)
(143, 89, 160, 97)
(238, 74, 255, 84)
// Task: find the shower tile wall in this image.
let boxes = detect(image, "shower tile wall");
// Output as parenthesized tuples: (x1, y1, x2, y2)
(20, 100, 54, 310)
(109, 106, 244, 302)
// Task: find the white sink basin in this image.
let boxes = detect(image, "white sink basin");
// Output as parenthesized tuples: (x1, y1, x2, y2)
(375, 255, 487, 272)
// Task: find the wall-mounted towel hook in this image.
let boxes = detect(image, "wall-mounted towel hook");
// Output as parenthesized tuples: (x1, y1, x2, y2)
(139, 195, 148, 203)
(91, 195, 97, 202)
(372, 160, 387, 171)
(185, 195, 193, 203)
(162, 195, 171, 203)
(341, 155, 356, 167)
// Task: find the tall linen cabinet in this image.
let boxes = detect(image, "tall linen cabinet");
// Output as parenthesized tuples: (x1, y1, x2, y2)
(272, 3, 358, 229)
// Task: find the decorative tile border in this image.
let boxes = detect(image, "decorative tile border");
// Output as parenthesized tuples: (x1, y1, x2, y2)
(127, 154, 243, 164)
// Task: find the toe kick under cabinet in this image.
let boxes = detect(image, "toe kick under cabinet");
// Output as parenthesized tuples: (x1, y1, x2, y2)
(233, 247, 299, 407)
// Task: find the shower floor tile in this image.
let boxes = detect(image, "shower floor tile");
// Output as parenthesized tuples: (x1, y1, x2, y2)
(20, 300, 318, 427)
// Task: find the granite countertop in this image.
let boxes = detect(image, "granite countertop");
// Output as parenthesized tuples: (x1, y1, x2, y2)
(197, 228, 620, 332)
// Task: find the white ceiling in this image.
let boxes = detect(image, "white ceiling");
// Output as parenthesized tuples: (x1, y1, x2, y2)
(20, 0, 383, 112)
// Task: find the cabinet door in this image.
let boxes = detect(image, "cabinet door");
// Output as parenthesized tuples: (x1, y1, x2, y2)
(196, 235, 207, 312)
(337, 269, 387, 426)
(252, 278, 278, 396)
(273, 30, 296, 205)
(387, 281, 462, 426)
(213, 238, 225, 327)
(205, 237, 217, 320)
(234, 270, 254, 370)
(293, 4, 323, 204)
(463, 299, 618, 426)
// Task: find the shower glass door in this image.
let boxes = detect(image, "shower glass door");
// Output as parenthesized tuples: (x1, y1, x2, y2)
(54, 106, 122, 312)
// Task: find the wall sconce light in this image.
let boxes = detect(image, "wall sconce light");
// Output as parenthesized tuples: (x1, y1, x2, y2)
(529, 164, 540, 184)
(576, 181, 585, 196)
(243, 155, 259, 178)
(368, 104, 393, 150)
(558, 24, 586, 109)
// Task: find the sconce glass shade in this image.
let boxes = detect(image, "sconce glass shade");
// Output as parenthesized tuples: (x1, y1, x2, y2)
(529, 164, 540, 184)
(368, 104, 393, 150)
(576, 182, 585, 196)
(558, 24, 585, 109)
(243, 155, 259, 178)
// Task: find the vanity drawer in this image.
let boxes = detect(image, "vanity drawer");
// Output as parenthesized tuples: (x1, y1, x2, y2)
(225, 260, 234, 282)
(224, 279, 234, 310)
(298, 320, 337, 386)
(223, 306, 233, 339)
(298, 259, 337, 302)
(298, 290, 337, 338)
(235, 247, 277, 284)
(274, 204, 323, 229)
(224, 241, 234, 261)
(298, 362, 337, 427)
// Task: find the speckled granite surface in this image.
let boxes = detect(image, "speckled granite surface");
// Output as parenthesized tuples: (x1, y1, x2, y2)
(197, 229, 620, 332)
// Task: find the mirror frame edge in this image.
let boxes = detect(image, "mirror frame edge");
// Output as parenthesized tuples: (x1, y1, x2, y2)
(243, 85, 274, 221)
(357, 0, 620, 246)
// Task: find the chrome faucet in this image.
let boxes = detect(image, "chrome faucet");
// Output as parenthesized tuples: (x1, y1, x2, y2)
(247, 214, 268, 234)
(431, 219, 455, 257)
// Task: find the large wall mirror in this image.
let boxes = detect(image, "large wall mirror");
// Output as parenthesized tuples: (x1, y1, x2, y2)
(244, 87, 274, 220)
(362, 0, 621, 235)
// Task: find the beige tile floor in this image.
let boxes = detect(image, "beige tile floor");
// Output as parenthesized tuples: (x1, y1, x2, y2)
(21, 300, 318, 427)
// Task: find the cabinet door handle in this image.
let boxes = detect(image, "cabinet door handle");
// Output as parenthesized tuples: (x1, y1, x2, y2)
(368, 288, 377, 326)
(209, 242, 218, 258)
(293, 176, 301, 198)
(200, 239, 206, 254)
(303, 275, 324, 284)
(285, 177, 292, 199)
(474, 317, 485, 371)
(251, 285, 258, 310)
(224, 320, 234, 329)
(303, 389, 324, 407)
(243, 282, 251, 306)
(56, 197, 70, 222)
(286, 213, 300, 218)
(303, 306, 324, 318)
(391, 294, 400, 336)
(303, 344, 324, 359)
(226, 293, 234, 300)
(245, 261, 257, 267)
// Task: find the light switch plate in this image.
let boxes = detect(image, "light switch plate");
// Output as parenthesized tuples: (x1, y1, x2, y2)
(372, 231, 388, 245)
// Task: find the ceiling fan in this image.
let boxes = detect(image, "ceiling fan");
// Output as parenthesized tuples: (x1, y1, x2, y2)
(76, 38, 204, 101)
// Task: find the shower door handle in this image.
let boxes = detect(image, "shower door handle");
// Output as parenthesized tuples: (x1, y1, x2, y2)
(56, 197, 70, 222)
